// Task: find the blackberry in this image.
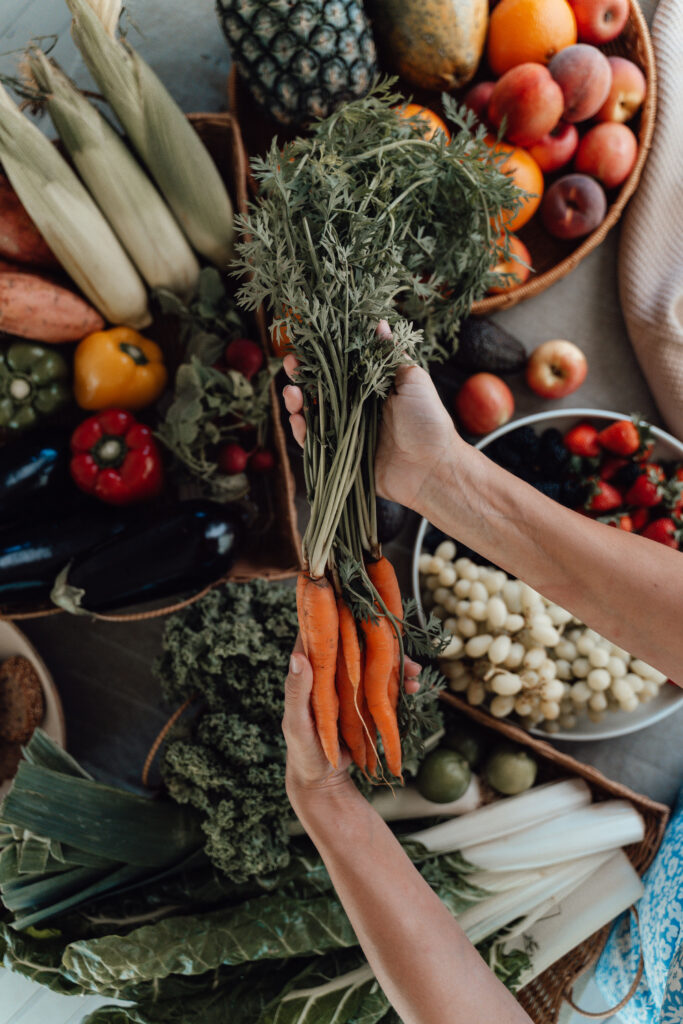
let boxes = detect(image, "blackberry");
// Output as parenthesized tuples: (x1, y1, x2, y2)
(560, 480, 590, 508)
(539, 428, 570, 476)
(486, 437, 524, 472)
(505, 425, 540, 461)
(612, 461, 641, 490)
(533, 480, 563, 502)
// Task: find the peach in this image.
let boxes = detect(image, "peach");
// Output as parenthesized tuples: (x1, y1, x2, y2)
(488, 63, 564, 147)
(575, 122, 638, 188)
(568, 0, 629, 43)
(529, 121, 579, 172)
(548, 44, 612, 122)
(542, 173, 607, 238)
(463, 81, 496, 125)
(596, 56, 646, 122)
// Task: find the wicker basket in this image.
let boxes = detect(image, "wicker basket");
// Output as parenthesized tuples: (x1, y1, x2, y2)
(2, 112, 302, 623)
(441, 692, 669, 1023)
(226, 0, 656, 315)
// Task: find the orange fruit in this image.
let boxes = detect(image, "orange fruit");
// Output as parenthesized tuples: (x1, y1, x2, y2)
(488, 0, 577, 75)
(488, 234, 532, 293)
(487, 139, 544, 231)
(395, 103, 450, 142)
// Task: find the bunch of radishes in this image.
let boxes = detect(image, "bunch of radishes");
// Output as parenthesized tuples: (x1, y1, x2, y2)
(217, 338, 276, 477)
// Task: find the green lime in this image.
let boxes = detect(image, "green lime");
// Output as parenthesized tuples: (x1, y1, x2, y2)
(442, 725, 485, 769)
(485, 745, 537, 795)
(416, 748, 471, 803)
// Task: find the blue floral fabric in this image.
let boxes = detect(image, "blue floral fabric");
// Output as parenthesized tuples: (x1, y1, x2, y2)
(595, 785, 683, 1023)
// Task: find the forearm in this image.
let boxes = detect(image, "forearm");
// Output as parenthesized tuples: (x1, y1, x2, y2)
(418, 446, 683, 682)
(290, 781, 532, 1024)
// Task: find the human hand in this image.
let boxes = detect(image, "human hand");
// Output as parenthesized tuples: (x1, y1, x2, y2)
(283, 635, 422, 806)
(282, 327, 462, 512)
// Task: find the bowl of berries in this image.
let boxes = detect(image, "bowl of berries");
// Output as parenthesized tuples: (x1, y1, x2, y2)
(413, 408, 683, 740)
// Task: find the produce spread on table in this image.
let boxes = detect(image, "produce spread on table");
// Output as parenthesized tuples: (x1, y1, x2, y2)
(0, 0, 674, 1020)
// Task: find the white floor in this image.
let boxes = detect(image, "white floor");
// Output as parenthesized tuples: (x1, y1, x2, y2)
(0, 968, 124, 1024)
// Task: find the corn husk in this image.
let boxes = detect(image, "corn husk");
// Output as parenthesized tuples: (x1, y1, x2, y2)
(27, 49, 200, 298)
(0, 82, 150, 327)
(66, 0, 235, 267)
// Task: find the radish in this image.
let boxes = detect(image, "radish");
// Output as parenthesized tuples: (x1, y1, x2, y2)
(218, 443, 249, 474)
(250, 449, 275, 473)
(224, 338, 264, 380)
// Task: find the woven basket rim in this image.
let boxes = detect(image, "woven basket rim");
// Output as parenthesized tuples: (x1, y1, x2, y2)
(471, 0, 657, 314)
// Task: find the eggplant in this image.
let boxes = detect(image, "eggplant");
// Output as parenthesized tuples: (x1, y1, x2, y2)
(0, 428, 71, 523)
(0, 508, 133, 605)
(376, 497, 409, 543)
(51, 500, 243, 614)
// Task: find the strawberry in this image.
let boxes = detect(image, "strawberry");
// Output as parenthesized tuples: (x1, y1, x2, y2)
(597, 420, 641, 456)
(584, 479, 622, 513)
(599, 456, 628, 481)
(564, 423, 600, 458)
(597, 511, 633, 531)
(630, 507, 650, 532)
(625, 465, 665, 507)
(641, 517, 682, 549)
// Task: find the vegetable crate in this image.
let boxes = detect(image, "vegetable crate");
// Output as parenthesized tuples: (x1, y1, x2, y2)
(2, 112, 302, 623)
(441, 692, 669, 1023)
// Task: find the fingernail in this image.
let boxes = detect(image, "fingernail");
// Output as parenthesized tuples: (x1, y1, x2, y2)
(289, 654, 303, 675)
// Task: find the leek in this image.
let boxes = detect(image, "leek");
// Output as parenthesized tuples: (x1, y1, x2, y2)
(0, 83, 150, 327)
(509, 851, 644, 986)
(65, 0, 235, 266)
(27, 49, 200, 298)
(369, 776, 483, 822)
(407, 778, 592, 853)
(461, 801, 645, 871)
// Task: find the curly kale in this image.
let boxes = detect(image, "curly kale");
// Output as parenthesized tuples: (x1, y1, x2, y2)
(155, 579, 445, 884)
(154, 581, 297, 884)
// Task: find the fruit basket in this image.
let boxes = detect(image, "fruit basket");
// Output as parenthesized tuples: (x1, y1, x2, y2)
(225, 0, 656, 316)
(1, 112, 302, 623)
(412, 408, 683, 740)
(442, 691, 669, 1023)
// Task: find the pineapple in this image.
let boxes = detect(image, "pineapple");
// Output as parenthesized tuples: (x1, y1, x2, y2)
(217, 0, 378, 127)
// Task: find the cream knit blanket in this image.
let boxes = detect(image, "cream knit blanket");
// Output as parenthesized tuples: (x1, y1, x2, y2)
(619, 0, 683, 438)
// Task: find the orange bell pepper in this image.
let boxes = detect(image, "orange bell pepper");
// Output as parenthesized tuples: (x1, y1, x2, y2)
(74, 327, 167, 411)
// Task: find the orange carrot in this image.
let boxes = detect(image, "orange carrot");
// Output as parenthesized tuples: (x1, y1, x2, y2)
(367, 557, 403, 633)
(336, 597, 361, 690)
(296, 572, 309, 655)
(387, 635, 400, 712)
(362, 694, 378, 777)
(297, 572, 340, 768)
(336, 645, 366, 770)
(360, 614, 402, 779)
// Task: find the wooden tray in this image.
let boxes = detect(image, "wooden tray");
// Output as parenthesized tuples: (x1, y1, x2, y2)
(226, 0, 656, 315)
(2, 112, 302, 623)
(441, 692, 669, 1023)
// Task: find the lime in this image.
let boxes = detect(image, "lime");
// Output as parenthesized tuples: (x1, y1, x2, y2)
(416, 748, 471, 803)
(485, 745, 537, 795)
(442, 725, 485, 769)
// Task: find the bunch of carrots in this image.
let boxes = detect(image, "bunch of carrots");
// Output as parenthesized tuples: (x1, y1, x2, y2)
(298, 555, 405, 779)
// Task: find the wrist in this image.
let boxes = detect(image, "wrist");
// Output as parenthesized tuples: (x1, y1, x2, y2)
(413, 437, 474, 521)
(287, 773, 363, 829)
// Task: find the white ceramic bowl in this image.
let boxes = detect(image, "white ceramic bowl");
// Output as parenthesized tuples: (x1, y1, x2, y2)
(412, 408, 683, 741)
(0, 621, 66, 797)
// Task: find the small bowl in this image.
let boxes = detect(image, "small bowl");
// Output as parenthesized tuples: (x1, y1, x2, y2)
(0, 620, 65, 797)
(412, 408, 683, 741)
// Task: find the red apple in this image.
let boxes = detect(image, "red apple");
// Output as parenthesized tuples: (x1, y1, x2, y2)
(454, 374, 515, 435)
(526, 340, 588, 398)
(529, 122, 579, 172)
(463, 81, 496, 124)
(575, 122, 638, 188)
(596, 56, 646, 122)
(568, 0, 629, 43)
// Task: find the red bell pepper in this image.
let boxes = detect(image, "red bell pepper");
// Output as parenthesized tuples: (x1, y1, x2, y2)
(70, 409, 163, 505)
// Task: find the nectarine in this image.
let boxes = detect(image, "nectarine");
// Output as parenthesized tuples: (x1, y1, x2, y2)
(529, 122, 579, 172)
(575, 122, 638, 188)
(489, 63, 564, 147)
(596, 56, 646, 122)
(463, 82, 496, 125)
(542, 173, 607, 238)
(454, 374, 515, 435)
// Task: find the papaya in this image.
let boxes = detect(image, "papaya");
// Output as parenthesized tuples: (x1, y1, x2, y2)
(366, 0, 488, 92)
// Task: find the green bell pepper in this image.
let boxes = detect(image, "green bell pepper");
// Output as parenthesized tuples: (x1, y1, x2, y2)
(0, 343, 70, 432)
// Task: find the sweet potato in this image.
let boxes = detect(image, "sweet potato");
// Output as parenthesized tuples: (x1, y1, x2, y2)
(0, 176, 59, 269)
(0, 270, 105, 343)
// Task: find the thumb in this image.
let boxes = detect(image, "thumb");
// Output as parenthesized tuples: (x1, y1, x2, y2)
(284, 637, 314, 721)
